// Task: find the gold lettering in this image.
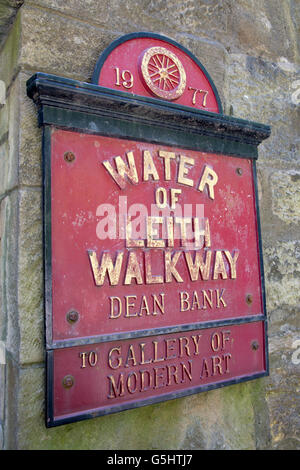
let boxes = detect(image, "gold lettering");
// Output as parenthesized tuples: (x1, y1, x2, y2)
(143, 150, 159, 181)
(88, 250, 124, 286)
(109, 296, 122, 319)
(191, 335, 202, 355)
(154, 366, 165, 389)
(224, 250, 239, 279)
(127, 372, 138, 394)
(153, 341, 165, 363)
(152, 293, 165, 315)
(140, 343, 153, 365)
(166, 217, 174, 247)
(165, 251, 183, 283)
(103, 151, 138, 189)
(198, 165, 218, 199)
(145, 251, 164, 284)
(211, 332, 221, 351)
(181, 360, 193, 382)
(155, 187, 167, 208)
(175, 217, 192, 246)
(202, 289, 213, 309)
(125, 344, 137, 367)
(180, 291, 190, 311)
(107, 374, 125, 398)
(223, 353, 232, 373)
(178, 155, 195, 187)
(108, 347, 122, 369)
(147, 216, 165, 248)
(170, 188, 182, 209)
(212, 355, 223, 375)
(139, 295, 150, 316)
(126, 217, 145, 247)
(124, 251, 143, 285)
(216, 288, 227, 308)
(194, 218, 211, 248)
(158, 150, 176, 180)
(222, 330, 231, 349)
(213, 251, 228, 280)
(200, 358, 210, 378)
(191, 291, 201, 310)
(165, 338, 177, 360)
(140, 369, 152, 391)
(125, 295, 137, 317)
(184, 250, 212, 281)
(179, 336, 191, 357)
(79, 352, 87, 368)
(166, 364, 179, 385)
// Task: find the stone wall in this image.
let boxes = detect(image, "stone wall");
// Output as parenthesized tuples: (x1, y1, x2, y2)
(0, 0, 299, 450)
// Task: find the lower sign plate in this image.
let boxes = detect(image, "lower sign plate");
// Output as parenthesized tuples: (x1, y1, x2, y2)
(47, 320, 267, 426)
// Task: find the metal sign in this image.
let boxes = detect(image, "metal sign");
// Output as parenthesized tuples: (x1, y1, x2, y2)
(27, 32, 270, 427)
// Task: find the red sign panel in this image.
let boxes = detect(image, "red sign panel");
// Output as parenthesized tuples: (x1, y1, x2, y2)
(93, 33, 221, 113)
(49, 321, 266, 426)
(29, 34, 269, 426)
(50, 130, 263, 345)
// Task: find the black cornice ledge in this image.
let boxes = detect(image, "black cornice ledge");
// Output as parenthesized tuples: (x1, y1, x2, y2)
(27, 73, 271, 159)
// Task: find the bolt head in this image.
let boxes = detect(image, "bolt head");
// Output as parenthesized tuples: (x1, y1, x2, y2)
(64, 151, 75, 163)
(62, 375, 74, 389)
(67, 310, 79, 324)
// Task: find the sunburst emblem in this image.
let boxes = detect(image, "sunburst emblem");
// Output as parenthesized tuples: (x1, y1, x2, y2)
(140, 46, 186, 100)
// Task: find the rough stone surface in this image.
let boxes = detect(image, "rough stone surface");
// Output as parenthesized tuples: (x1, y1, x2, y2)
(20, 4, 120, 81)
(1, 191, 19, 360)
(270, 170, 300, 225)
(0, 0, 299, 451)
(16, 369, 270, 450)
(0, 0, 22, 48)
(18, 189, 43, 364)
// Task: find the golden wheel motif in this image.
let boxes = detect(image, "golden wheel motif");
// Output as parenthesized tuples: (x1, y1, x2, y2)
(140, 47, 186, 100)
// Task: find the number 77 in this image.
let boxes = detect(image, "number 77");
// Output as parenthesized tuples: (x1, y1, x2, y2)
(188, 87, 209, 107)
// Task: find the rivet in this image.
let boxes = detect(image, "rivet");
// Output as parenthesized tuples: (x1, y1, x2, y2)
(236, 168, 243, 175)
(251, 341, 259, 351)
(246, 294, 253, 304)
(64, 151, 75, 163)
(62, 375, 74, 389)
(66, 310, 79, 324)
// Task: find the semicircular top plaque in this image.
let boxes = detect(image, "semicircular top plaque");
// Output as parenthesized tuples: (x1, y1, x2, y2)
(92, 32, 222, 113)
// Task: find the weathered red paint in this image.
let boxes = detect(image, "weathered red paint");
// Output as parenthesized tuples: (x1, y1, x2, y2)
(96, 36, 220, 113)
(51, 129, 263, 343)
(52, 321, 266, 423)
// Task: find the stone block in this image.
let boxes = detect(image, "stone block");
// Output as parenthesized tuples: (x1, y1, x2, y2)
(24, 0, 230, 42)
(0, 10, 21, 87)
(227, 53, 300, 166)
(0, 188, 43, 365)
(16, 366, 268, 450)
(0, 197, 7, 338)
(20, 4, 120, 81)
(19, 72, 42, 187)
(1, 191, 19, 360)
(18, 188, 44, 365)
(0, 75, 20, 196)
(226, 0, 298, 62)
(266, 331, 300, 449)
(263, 240, 300, 318)
(270, 170, 300, 225)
